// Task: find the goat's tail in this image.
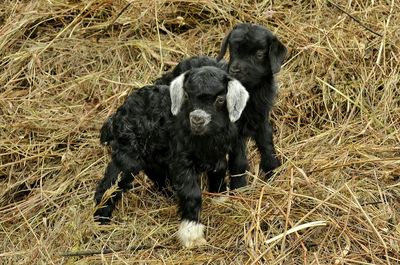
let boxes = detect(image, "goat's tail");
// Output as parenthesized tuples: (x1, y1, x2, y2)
(100, 116, 114, 145)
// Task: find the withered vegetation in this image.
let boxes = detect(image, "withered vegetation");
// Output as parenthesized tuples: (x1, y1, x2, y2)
(0, 0, 399, 264)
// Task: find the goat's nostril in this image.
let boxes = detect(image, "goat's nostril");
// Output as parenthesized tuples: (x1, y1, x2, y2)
(191, 116, 204, 125)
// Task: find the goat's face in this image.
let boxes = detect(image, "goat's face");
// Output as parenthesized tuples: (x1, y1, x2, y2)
(217, 23, 287, 88)
(170, 66, 249, 136)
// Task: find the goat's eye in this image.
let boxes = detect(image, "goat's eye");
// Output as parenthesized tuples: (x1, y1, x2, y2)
(256, 50, 266, 60)
(215, 95, 225, 107)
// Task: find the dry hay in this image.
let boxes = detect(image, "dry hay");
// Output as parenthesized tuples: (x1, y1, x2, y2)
(1, 0, 399, 264)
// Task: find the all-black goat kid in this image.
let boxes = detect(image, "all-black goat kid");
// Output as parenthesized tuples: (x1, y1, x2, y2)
(155, 24, 287, 188)
(218, 23, 287, 188)
(94, 66, 249, 248)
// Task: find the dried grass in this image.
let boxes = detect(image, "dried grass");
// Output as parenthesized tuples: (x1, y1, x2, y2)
(1, 0, 399, 264)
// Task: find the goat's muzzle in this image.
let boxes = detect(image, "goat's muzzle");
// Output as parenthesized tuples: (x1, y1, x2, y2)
(228, 62, 246, 80)
(189, 109, 211, 135)
(229, 65, 241, 75)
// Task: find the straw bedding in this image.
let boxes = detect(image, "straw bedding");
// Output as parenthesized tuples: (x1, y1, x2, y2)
(0, 0, 399, 264)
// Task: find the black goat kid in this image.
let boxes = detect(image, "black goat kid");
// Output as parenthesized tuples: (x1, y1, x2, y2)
(94, 66, 249, 248)
(218, 23, 287, 188)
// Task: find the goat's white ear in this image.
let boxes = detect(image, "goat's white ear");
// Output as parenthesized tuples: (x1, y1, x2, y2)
(226, 78, 249, 122)
(169, 72, 186, 115)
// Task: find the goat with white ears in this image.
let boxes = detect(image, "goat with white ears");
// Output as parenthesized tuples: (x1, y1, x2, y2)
(94, 66, 249, 247)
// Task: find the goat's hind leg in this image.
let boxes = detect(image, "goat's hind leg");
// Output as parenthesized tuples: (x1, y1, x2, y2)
(94, 153, 141, 224)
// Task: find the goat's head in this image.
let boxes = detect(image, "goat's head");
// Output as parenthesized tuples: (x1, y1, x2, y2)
(170, 66, 249, 135)
(216, 23, 287, 87)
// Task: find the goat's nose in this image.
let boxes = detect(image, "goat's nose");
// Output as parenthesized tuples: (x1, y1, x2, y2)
(190, 115, 205, 125)
(229, 65, 240, 74)
(190, 109, 211, 128)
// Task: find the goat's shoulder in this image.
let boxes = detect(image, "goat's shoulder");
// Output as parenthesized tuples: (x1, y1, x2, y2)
(249, 76, 277, 105)
(239, 78, 277, 128)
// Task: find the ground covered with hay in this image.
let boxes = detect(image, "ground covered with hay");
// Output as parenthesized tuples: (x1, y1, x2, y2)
(1, 0, 399, 264)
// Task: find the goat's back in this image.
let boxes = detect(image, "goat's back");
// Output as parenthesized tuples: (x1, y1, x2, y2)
(110, 85, 173, 161)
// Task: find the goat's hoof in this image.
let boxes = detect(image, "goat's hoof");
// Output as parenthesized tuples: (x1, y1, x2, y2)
(211, 194, 229, 203)
(178, 220, 207, 248)
(230, 175, 247, 190)
(94, 206, 112, 225)
(261, 157, 281, 178)
(121, 183, 133, 191)
(183, 236, 207, 248)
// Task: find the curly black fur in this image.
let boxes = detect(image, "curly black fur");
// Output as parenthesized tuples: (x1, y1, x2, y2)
(155, 23, 287, 188)
(94, 66, 249, 229)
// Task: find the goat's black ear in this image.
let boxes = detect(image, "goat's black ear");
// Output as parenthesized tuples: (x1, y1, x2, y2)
(100, 117, 114, 145)
(216, 30, 232, 62)
(226, 77, 249, 122)
(269, 37, 287, 74)
(169, 72, 187, 115)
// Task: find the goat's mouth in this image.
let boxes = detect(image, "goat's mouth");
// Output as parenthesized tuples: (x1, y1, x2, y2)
(228, 70, 246, 81)
(190, 124, 208, 135)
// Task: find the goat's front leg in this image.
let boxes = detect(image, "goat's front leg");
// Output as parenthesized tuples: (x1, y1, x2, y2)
(254, 120, 280, 178)
(208, 158, 227, 193)
(173, 168, 206, 248)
